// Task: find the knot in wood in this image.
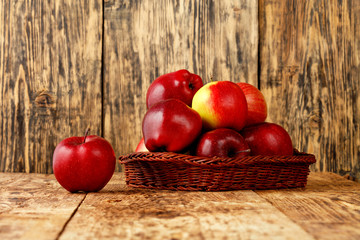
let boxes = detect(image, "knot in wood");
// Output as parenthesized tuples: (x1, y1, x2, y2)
(34, 90, 56, 109)
(308, 109, 322, 129)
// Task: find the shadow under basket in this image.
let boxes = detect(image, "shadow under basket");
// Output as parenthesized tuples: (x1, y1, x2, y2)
(118, 150, 316, 191)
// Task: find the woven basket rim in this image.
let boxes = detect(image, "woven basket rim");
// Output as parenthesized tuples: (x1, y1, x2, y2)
(119, 149, 316, 167)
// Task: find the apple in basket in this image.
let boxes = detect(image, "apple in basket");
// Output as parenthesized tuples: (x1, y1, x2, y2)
(135, 137, 149, 152)
(142, 99, 202, 152)
(195, 128, 250, 158)
(237, 82, 267, 127)
(240, 122, 293, 156)
(146, 69, 203, 109)
(53, 129, 116, 192)
(192, 81, 248, 131)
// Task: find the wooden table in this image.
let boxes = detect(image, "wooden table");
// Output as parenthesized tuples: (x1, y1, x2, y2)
(1, 172, 359, 240)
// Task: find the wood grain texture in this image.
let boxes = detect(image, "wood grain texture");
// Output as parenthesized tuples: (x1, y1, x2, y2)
(259, 0, 360, 178)
(1, 172, 359, 239)
(256, 172, 360, 240)
(0, 0, 103, 173)
(0, 173, 85, 240)
(0, 0, 358, 178)
(103, 0, 258, 160)
(59, 173, 313, 240)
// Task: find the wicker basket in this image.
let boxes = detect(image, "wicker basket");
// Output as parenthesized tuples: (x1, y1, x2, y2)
(119, 150, 316, 191)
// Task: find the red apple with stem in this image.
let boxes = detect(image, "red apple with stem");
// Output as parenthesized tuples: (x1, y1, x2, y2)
(52, 128, 116, 192)
(195, 128, 250, 158)
(240, 122, 293, 156)
(237, 82, 267, 127)
(146, 69, 203, 109)
(192, 81, 248, 131)
(142, 99, 202, 152)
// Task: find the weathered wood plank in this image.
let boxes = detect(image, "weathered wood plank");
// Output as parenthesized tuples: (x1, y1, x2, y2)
(1, 172, 359, 239)
(0, 0, 103, 173)
(59, 173, 314, 240)
(256, 172, 360, 240)
(0, 173, 85, 240)
(259, 0, 360, 178)
(103, 0, 258, 160)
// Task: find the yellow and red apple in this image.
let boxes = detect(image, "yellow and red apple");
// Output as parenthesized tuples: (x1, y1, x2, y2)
(192, 81, 248, 131)
(135, 137, 149, 152)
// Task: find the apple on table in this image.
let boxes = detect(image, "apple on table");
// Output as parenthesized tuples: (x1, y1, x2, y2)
(52, 128, 116, 193)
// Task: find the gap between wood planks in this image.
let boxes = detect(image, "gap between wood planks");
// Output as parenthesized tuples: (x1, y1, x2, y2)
(253, 190, 312, 236)
(55, 194, 87, 240)
(257, 0, 261, 91)
(100, 1, 106, 138)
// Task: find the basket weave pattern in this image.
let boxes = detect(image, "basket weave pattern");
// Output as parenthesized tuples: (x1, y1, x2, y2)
(119, 150, 316, 191)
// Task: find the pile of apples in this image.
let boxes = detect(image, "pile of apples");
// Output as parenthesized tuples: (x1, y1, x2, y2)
(52, 69, 295, 193)
(136, 69, 294, 158)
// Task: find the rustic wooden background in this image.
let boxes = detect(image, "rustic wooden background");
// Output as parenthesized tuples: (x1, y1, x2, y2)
(0, 0, 359, 178)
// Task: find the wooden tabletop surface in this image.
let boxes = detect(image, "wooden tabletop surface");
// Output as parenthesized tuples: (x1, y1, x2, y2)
(0, 172, 359, 240)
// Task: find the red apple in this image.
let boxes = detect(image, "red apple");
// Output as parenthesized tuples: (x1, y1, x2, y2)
(135, 137, 149, 152)
(240, 122, 293, 156)
(142, 99, 202, 152)
(192, 81, 248, 131)
(195, 128, 250, 158)
(146, 69, 203, 109)
(237, 82, 267, 127)
(52, 129, 116, 193)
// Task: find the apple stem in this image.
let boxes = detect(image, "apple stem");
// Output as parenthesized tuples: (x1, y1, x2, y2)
(189, 82, 194, 90)
(236, 149, 251, 154)
(210, 75, 213, 82)
(84, 127, 90, 143)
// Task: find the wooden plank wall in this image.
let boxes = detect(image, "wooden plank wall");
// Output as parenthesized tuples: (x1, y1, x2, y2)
(0, 0, 359, 178)
(0, 0, 103, 173)
(103, 0, 258, 170)
(259, 0, 360, 179)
